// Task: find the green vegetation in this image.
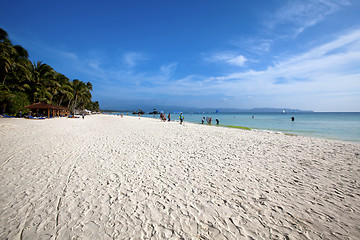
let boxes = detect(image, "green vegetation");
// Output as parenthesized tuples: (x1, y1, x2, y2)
(222, 125, 251, 130)
(0, 28, 99, 115)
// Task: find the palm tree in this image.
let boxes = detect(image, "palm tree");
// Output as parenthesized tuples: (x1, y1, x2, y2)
(70, 79, 92, 112)
(30, 61, 55, 103)
(0, 28, 31, 113)
(0, 28, 13, 85)
(53, 73, 73, 106)
(0, 28, 98, 114)
(0, 28, 29, 85)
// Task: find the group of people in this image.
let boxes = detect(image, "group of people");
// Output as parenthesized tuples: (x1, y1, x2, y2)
(157, 113, 222, 126)
(158, 112, 185, 124)
(159, 113, 171, 122)
(201, 117, 219, 125)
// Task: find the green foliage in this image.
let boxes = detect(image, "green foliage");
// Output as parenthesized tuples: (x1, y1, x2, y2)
(85, 100, 100, 112)
(0, 28, 99, 114)
(7, 92, 30, 115)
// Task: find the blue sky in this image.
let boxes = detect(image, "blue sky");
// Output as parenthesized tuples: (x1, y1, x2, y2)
(1, 0, 360, 111)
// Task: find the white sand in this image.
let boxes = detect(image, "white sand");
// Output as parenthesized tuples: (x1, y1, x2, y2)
(0, 114, 359, 239)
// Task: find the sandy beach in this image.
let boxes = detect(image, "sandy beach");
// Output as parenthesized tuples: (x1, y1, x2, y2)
(0, 114, 359, 239)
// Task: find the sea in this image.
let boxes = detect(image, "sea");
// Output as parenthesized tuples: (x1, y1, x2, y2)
(114, 112, 360, 143)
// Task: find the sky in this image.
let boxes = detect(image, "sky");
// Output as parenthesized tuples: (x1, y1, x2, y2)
(1, 0, 360, 112)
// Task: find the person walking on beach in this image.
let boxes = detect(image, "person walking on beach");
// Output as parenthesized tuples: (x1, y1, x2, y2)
(168, 113, 171, 122)
(216, 119, 219, 125)
(82, 113, 85, 119)
(179, 112, 184, 124)
(201, 117, 205, 124)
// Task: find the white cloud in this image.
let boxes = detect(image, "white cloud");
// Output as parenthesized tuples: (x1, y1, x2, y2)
(125, 28, 360, 111)
(122, 52, 147, 67)
(267, 0, 350, 35)
(36, 27, 359, 111)
(66, 29, 360, 110)
(229, 38, 273, 54)
(251, 40, 273, 53)
(160, 63, 178, 77)
(227, 55, 247, 66)
(100, 29, 360, 110)
(207, 52, 247, 67)
(57, 51, 78, 60)
(207, 29, 360, 110)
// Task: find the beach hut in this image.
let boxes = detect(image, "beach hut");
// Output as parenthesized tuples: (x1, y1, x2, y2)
(24, 102, 71, 118)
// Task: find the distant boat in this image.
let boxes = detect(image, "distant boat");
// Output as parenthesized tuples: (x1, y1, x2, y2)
(149, 108, 159, 114)
(282, 110, 285, 114)
(149, 109, 159, 114)
(132, 109, 145, 114)
(216, 109, 220, 113)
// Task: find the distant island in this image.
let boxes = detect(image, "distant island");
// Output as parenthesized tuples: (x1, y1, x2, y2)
(102, 105, 313, 114)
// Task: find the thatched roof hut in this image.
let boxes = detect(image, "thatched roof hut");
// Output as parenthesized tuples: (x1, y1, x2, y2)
(24, 103, 71, 117)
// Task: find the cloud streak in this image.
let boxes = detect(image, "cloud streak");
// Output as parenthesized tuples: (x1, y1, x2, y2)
(123, 28, 360, 110)
(206, 52, 247, 67)
(266, 0, 350, 36)
(36, 28, 360, 111)
(122, 52, 147, 68)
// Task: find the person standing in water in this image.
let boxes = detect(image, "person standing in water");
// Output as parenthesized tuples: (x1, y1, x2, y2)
(179, 112, 184, 124)
(168, 113, 171, 122)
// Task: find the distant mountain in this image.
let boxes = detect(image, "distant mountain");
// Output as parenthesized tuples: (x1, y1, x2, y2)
(104, 104, 313, 114)
(245, 108, 313, 113)
(193, 107, 313, 113)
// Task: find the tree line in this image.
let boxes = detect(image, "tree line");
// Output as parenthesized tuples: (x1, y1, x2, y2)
(0, 28, 99, 116)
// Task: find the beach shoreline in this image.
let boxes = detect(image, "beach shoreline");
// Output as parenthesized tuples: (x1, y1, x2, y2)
(1, 114, 359, 239)
(139, 112, 360, 143)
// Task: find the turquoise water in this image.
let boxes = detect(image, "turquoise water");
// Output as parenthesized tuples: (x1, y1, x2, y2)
(115, 112, 360, 142)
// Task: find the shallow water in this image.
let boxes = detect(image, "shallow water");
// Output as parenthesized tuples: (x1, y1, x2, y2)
(134, 112, 360, 142)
